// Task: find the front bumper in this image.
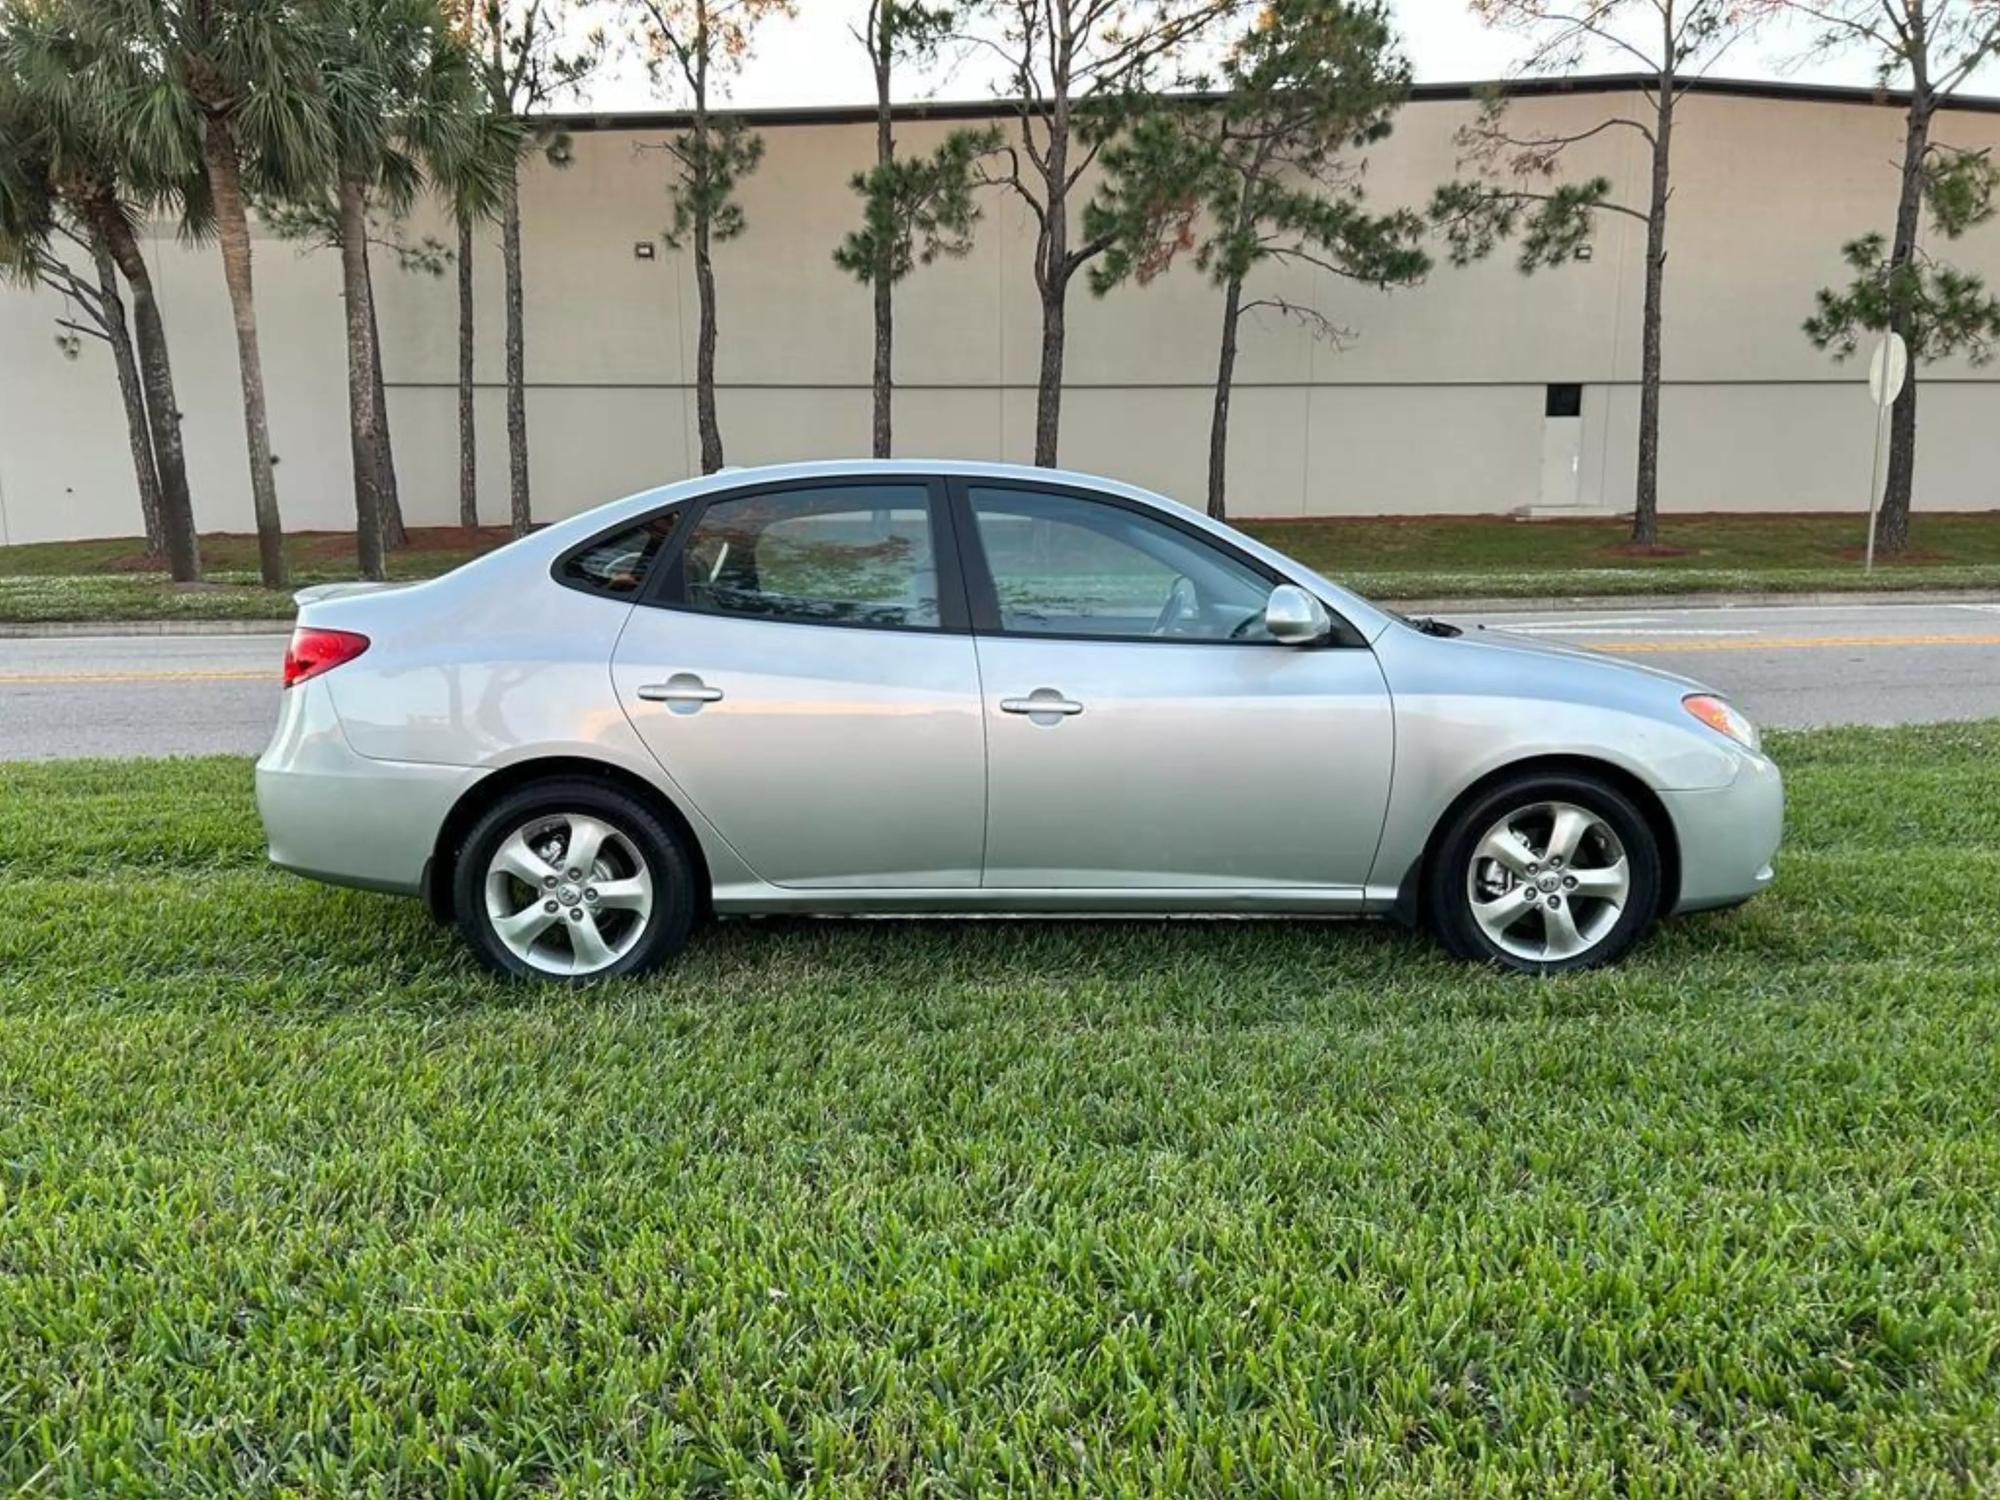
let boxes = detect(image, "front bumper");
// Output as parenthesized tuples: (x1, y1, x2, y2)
(1660, 750, 1784, 914)
(255, 679, 487, 896)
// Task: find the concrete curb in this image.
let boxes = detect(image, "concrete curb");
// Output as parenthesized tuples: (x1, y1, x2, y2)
(2, 588, 1996, 638)
(0, 618, 295, 639)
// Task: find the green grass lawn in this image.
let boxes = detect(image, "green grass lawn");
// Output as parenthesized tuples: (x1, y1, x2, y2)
(3, 513, 1998, 622)
(4, 722, 2000, 1492)
(0, 528, 503, 626)
(1264, 511, 2000, 602)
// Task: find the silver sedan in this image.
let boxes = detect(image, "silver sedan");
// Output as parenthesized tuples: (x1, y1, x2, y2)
(257, 460, 1781, 981)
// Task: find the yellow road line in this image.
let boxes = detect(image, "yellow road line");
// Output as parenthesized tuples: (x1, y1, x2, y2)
(1601, 633, 2000, 654)
(0, 669, 271, 685)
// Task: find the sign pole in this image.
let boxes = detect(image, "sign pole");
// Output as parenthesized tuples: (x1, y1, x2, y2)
(1864, 401, 1888, 573)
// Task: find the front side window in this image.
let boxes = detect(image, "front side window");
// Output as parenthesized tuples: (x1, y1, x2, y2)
(969, 487, 1275, 642)
(676, 485, 941, 629)
(558, 511, 680, 596)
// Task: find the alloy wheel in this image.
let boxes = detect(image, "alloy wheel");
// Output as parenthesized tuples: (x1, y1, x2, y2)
(1465, 800, 1631, 964)
(483, 812, 655, 976)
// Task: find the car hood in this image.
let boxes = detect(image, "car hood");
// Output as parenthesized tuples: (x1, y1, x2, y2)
(1456, 623, 1709, 692)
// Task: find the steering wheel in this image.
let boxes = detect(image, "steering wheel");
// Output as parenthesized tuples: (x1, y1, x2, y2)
(1227, 609, 1270, 641)
(1151, 575, 1198, 636)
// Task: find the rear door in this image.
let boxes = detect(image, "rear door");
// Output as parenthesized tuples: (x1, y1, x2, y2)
(954, 480, 1394, 891)
(610, 477, 986, 889)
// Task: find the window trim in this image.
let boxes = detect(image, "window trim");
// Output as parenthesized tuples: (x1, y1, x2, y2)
(946, 476, 1365, 649)
(631, 474, 971, 635)
(550, 502, 694, 603)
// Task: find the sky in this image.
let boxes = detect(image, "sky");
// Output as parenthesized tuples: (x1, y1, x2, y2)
(572, 0, 1948, 116)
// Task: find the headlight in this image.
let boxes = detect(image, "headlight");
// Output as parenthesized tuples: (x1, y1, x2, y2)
(1683, 693, 1760, 752)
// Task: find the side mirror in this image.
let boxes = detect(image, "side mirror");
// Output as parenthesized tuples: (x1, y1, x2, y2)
(1265, 584, 1332, 646)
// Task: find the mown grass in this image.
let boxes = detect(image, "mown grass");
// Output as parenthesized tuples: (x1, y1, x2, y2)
(4, 513, 1999, 621)
(0, 529, 500, 625)
(0, 573, 302, 623)
(3, 724, 2000, 1494)
(1341, 560, 2000, 602)
(0, 529, 506, 579)
(1256, 510, 2000, 575)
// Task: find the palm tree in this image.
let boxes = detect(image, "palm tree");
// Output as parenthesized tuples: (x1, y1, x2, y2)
(0, 0, 203, 581)
(312, 0, 486, 578)
(94, 0, 336, 589)
(83, 231, 170, 557)
(15, 221, 169, 557)
(366, 252, 409, 549)
(455, 199, 479, 528)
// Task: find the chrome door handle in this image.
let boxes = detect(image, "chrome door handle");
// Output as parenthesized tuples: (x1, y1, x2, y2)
(1000, 690, 1083, 717)
(637, 674, 723, 705)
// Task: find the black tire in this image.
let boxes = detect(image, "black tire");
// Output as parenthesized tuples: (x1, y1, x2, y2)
(452, 778, 698, 983)
(1426, 771, 1662, 975)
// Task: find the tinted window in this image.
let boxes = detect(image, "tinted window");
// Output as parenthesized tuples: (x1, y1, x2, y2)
(678, 485, 941, 629)
(559, 512, 679, 596)
(969, 488, 1274, 642)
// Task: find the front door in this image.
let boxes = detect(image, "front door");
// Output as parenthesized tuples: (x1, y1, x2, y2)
(958, 483, 1394, 890)
(611, 479, 985, 888)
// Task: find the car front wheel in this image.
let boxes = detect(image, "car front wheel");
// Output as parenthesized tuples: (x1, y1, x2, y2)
(453, 779, 697, 982)
(1428, 772, 1662, 974)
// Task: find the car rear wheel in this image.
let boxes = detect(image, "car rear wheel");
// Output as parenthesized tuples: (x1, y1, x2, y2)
(453, 779, 697, 982)
(1428, 772, 1662, 974)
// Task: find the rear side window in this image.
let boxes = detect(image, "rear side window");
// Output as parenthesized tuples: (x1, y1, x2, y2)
(672, 484, 941, 629)
(558, 512, 680, 597)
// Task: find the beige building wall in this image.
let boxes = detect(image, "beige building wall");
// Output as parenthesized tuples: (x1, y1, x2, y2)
(3, 80, 1999, 546)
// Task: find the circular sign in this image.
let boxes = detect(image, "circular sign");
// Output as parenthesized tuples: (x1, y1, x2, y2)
(1868, 332, 1908, 409)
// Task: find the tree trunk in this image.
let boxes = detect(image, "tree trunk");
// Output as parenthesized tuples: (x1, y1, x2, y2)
(870, 29, 894, 458)
(203, 117, 287, 589)
(91, 236, 165, 557)
(458, 212, 478, 529)
(1207, 275, 1243, 521)
(1880, 356, 1918, 558)
(1631, 74, 1674, 548)
(693, 214, 724, 473)
(870, 253, 893, 460)
(1032, 94, 1071, 468)
(362, 242, 407, 550)
(1033, 285, 1067, 468)
(1877, 100, 1934, 559)
(501, 157, 531, 536)
(94, 203, 200, 580)
(338, 174, 387, 582)
(688, 12, 727, 474)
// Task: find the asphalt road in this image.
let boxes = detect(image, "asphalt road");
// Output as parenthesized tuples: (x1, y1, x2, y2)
(1453, 599, 2000, 730)
(3, 600, 1998, 761)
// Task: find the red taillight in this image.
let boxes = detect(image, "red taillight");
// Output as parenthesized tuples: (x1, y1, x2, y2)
(283, 626, 370, 688)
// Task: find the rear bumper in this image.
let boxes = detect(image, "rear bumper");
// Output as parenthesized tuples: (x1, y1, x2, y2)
(1660, 751, 1784, 914)
(255, 679, 486, 896)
